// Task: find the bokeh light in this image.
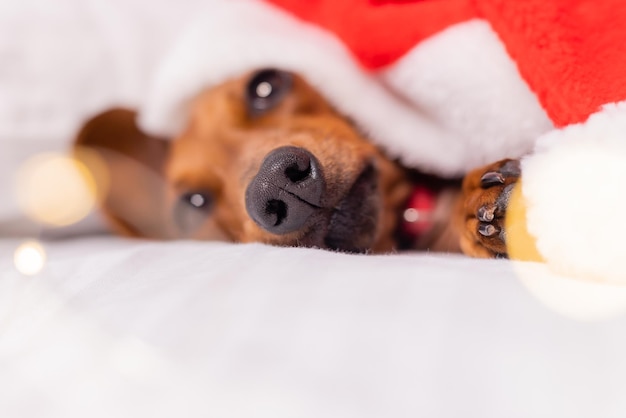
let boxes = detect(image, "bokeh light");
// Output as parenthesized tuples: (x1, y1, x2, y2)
(15, 152, 103, 227)
(14, 241, 47, 276)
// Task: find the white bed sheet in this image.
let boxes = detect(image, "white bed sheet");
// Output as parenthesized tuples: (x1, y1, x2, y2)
(2, 237, 626, 418)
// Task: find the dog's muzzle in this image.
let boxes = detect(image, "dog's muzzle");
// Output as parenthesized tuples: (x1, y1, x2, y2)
(245, 146, 325, 235)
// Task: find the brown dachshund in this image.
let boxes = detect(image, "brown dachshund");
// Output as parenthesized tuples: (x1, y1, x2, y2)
(75, 69, 519, 258)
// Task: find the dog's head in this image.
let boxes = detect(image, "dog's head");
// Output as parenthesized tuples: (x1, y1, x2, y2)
(75, 69, 415, 252)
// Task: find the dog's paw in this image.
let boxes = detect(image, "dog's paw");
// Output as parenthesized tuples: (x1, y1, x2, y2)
(458, 159, 521, 258)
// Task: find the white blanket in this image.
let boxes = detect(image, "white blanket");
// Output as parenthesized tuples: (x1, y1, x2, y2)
(2, 237, 626, 418)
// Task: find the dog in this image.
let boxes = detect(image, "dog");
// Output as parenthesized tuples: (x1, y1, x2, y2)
(75, 69, 519, 258)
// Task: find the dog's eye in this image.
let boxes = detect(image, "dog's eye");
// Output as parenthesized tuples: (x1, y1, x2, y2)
(175, 192, 213, 234)
(246, 69, 292, 115)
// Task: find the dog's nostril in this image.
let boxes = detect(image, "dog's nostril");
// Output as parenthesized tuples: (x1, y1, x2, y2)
(284, 161, 311, 183)
(266, 199, 288, 226)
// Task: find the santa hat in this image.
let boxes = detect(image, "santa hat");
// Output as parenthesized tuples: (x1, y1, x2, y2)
(139, 0, 626, 283)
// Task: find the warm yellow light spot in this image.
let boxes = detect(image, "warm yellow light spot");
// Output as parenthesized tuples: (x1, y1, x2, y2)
(15, 152, 103, 227)
(14, 241, 47, 276)
(505, 182, 544, 263)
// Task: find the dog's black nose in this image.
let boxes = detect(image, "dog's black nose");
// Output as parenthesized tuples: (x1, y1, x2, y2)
(245, 146, 325, 234)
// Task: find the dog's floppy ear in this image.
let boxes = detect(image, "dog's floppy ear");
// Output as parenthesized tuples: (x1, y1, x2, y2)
(74, 108, 173, 238)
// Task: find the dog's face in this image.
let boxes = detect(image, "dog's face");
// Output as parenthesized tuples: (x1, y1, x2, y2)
(76, 70, 413, 252)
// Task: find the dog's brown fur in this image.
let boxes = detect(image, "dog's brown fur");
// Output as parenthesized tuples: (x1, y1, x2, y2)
(75, 70, 517, 257)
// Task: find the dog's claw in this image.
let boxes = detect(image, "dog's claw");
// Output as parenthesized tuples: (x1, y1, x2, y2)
(462, 159, 521, 258)
(477, 205, 496, 222)
(499, 159, 522, 177)
(480, 172, 505, 188)
(478, 223, 498, 237)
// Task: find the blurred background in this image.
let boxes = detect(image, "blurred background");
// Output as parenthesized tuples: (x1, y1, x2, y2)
(0, 0, 208, 236)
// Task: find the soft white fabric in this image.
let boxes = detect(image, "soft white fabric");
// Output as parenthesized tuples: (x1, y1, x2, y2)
(381, 20, 553, 171)
(2, 237, 626, 418)
(521, 102, 626, 283)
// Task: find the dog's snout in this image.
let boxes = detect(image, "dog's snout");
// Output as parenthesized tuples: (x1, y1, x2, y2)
(245, 146, 325, 234)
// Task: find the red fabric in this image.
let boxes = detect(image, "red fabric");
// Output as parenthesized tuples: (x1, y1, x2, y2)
(267, 0, 626, 126)
(266, 0, 476, 69)
(475, 0, 626, 126)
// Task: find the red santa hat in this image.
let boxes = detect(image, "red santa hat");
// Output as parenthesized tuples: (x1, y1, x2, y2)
(139, 0, 626, 283)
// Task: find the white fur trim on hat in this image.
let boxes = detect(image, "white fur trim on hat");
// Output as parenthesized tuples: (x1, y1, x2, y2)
(521, 101, 626, 283)
(139, 0, 549, 176)
(382, 19, 553, 172)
